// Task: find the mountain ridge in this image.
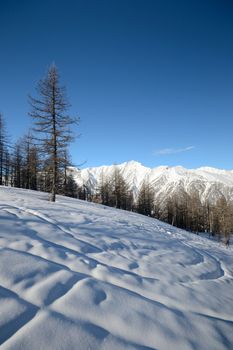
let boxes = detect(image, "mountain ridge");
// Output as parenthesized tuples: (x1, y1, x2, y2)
(69, 161, 233, 203)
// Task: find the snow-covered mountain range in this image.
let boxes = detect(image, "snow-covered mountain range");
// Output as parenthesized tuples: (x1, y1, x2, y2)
(70, 161, 233, 203)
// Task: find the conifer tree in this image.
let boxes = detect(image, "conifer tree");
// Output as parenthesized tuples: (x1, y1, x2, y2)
(12, 140, 23, 188)
(0, 113, 10, 186)
(99, 171, 112, 206)
(29, 65, 78, 201)
(137, 180, 154, 216)
(111, 167, 130, 210)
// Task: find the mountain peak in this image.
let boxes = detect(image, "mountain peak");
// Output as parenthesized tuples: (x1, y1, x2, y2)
(124, 160, 142, 166)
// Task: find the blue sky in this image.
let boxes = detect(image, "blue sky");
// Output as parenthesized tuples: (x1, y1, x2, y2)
(1, 0, 233, 169)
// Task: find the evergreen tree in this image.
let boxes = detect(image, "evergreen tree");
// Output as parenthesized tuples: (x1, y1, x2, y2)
(64, 173, 78, 198)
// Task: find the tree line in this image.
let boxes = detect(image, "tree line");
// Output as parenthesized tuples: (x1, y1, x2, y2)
(72, 169, 232, 245)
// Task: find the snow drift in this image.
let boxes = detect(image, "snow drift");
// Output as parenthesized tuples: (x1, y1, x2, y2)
(0, 186, 233, 349)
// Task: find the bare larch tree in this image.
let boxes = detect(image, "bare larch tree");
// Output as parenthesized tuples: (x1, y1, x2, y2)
(0, 113, 10, 186)
(29, 65, 78, 201)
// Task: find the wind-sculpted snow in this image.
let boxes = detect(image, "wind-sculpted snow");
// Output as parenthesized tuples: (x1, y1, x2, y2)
(0, 187, 233, 349)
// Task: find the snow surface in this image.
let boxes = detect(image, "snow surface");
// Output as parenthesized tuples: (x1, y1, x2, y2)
(0, 186, 233, 349)
(70, 161, 233, 203)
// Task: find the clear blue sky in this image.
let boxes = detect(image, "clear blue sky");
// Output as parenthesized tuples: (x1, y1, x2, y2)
(1, 0, 233, 169)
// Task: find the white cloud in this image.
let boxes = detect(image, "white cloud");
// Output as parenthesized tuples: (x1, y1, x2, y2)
(153, 146, 195, 156)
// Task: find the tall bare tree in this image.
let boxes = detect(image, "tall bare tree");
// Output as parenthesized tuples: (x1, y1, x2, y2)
(98, 171, 112, 206)
(29, 65, 78, 201)
(12, 140, 23, 188)
(111, 167, 131, 210)
(137, 179, 154, 216)
(0, 113, 10, 186)
(19, 133, 39, 190)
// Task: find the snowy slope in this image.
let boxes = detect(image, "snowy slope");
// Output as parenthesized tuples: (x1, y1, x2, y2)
(70, 161, 233, 203)
(0, 187, 233, 349)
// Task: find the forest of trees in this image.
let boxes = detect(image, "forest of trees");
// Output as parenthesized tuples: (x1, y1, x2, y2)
(0, 65, 232, 245)
(63, 167, 232, 245)
(81, 175, 232, 246)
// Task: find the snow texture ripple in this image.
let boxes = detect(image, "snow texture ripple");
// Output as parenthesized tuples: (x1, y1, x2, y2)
(0, 186, 233, 349)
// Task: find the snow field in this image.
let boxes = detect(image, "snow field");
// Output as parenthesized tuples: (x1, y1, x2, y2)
(0, 186, 233, 349)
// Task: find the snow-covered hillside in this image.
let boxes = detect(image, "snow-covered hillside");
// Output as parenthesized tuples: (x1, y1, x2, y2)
(70, 161, 233, 203)
(0, 187, 233, 349)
